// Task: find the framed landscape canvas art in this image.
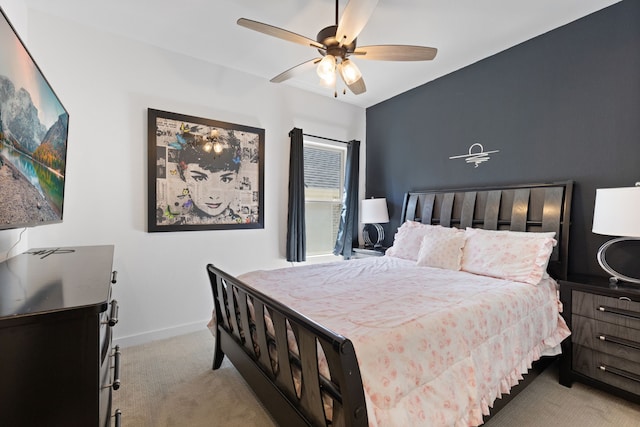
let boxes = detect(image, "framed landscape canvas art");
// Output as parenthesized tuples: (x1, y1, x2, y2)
(147, 109, 265, 232)
(0, 7, 69, 230)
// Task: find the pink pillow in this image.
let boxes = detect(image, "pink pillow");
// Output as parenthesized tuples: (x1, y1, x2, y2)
(416, 229, 466, 270)
(386, 221, 460, 261)
(461, 228, 557, 285)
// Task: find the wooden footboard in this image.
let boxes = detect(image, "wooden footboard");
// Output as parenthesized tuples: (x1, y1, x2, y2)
(207, 264, 368, 427)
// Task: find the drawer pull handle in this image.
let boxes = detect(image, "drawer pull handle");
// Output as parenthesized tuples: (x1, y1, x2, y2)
(598, 364, 640, 384)
(111, 270, 118, 284)
(619, 297, 631, 302)
(112, 345, 121, 390)
(597, 334, 640, 351)
(114, 409, 122, 427)
(598, 305, 640, 321)
(108, 300, 119, 327)
(102, 345, 121, 390)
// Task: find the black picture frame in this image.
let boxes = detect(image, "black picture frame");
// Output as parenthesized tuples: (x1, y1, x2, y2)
(147, 108, 264, 232)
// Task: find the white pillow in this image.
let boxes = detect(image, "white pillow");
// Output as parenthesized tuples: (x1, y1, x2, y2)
(461, 228, 557, 285)
(385, 221, 460, 261)
(416, 229, 466, 270)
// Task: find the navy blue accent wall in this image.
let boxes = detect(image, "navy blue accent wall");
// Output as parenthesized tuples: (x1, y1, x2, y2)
(365, 1, 640, 277)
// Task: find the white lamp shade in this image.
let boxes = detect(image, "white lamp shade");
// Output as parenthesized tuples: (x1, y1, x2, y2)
(361, 198, 389, 224)
(592, 186, 640, 237)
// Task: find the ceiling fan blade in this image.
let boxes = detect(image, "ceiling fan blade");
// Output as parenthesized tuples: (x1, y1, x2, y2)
(270, 58, 321, 83)
(238, 18, 324, 49)
(354, 45, 438, 61)
(336, 0, 378, 46)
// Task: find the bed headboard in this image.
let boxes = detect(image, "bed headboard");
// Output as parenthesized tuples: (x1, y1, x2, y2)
(400, 181, 573, 280)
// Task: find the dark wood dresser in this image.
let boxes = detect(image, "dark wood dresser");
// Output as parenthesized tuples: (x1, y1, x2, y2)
(559, 276, 640, 404)
(0, 246, 121, 426)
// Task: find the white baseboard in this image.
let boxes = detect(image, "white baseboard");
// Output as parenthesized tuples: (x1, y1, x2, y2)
(113, 319, 211, 348)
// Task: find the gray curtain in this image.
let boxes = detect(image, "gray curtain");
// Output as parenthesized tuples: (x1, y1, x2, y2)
(286, 128, 306, 262)
(333, 140, 360, 258)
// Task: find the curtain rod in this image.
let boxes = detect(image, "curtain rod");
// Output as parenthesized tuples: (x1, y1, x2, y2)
(303, 133, 350, 145)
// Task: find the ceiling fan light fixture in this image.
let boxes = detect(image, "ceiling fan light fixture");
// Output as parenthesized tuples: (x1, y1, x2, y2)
(316, 55, 336, 80)
(338, 58, 362, 85)
(319, 70, 337, 87)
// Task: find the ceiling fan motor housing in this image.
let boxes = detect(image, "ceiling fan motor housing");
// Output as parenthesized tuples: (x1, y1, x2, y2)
(317, 25, 356, 58)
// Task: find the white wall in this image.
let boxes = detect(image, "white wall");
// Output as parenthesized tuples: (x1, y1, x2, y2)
(0, 0, 25, 34)
(1, 7, 366, 346)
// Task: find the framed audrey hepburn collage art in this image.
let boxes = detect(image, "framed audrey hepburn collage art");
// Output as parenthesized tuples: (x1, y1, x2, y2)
(147, 109, 264, 232)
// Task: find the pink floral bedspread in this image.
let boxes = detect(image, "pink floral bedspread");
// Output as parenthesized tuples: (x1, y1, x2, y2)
(238, 256, 570, 427)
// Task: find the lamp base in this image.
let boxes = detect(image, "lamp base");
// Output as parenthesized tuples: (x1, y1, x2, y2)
(363, 223, 384, 248)
(597, 237, 640, 286)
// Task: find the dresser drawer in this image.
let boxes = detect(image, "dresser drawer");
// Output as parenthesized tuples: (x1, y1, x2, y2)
(572, 291, 640, 330)
(573, 344, 640, 395)
(571, 314, 640, 363)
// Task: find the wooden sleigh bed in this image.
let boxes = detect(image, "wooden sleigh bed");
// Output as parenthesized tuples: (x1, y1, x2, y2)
(207, 181, 573, 426)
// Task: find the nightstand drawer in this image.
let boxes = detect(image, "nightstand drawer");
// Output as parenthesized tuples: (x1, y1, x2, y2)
(573, 344, 640, 395)
(571, 314, 640, 363)
(573, 291, 640, 330)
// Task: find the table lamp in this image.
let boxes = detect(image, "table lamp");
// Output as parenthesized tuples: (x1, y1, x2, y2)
(361, 198, 389, 248)
(592, 183, 640, 286)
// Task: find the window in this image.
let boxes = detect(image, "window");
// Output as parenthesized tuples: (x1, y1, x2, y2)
(303, 141, 347, 256)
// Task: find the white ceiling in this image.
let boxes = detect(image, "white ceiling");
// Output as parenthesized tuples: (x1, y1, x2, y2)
(24, 0, 621, 108)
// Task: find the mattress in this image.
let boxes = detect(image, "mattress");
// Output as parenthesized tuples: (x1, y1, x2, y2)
(236, 256, 570, 426)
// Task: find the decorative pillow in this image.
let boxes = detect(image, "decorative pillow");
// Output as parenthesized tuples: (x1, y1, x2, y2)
(461, 228, 557, 285)
(416, 229, 466, 270)
(385, 221, 460, 261)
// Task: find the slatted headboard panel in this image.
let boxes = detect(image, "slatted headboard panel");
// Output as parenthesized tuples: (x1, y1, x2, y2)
(400, 181, 573, 280)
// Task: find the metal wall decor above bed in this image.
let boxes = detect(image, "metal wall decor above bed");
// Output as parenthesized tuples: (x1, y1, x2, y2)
(207, 180, 573, 427)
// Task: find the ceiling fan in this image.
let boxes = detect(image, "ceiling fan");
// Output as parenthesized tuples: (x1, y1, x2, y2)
(237, 0, 437, 97)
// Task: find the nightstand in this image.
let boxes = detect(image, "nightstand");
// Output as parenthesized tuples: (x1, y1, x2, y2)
(559, 275, 640, 404)
(351, 246, 386, 259)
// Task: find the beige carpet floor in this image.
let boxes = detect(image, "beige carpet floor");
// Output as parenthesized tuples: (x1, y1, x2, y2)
(113, 329, 640, 426)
